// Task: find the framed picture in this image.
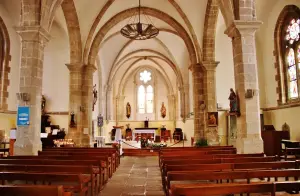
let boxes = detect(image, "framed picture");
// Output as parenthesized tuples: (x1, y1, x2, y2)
(208, 112, 218, 126)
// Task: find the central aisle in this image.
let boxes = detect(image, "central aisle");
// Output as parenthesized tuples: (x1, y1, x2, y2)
(101, 156, 164, 196)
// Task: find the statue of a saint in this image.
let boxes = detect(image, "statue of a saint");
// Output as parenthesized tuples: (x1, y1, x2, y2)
(41, 95, 46, 114)
(161, 102, 166, 118)
(126, 102, 131, 119)
(92, 84, 97, 111)
(70, 112, 76, 127)
(228, 88, 238, 112)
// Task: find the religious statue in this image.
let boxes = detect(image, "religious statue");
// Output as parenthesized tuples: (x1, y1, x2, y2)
(41, 95, 46, 114)
(126, 102, 131, 119)
(92, 84, 97, 111)
(228, 88, 238, 113)
(70, 112, 76, 127)
(161, 102, 166, 118)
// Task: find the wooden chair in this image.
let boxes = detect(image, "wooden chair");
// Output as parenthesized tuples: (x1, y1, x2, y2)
(162, 130, 171, 143)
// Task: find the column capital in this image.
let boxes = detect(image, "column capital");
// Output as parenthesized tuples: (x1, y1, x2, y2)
(15, 26, 50, 43)
(105, 84, 112, 92)
(83, 64, 97, 74)
(190, 63, 205, 73)
(65, 63, 84, 72)
(225, 20, 262, 38)
(201, 61, 220, 71)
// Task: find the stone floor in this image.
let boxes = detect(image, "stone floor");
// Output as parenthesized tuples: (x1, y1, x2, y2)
(100, 156, 165, 196)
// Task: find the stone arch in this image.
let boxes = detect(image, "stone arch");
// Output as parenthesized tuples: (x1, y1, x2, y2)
(274, 5, 300, 104)
(87, 7, 197, 66)
(0, 16, 10, 110)
(203, 0, 219, 62)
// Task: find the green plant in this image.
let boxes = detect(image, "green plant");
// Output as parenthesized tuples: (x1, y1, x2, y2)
(195, 138, 208, 147)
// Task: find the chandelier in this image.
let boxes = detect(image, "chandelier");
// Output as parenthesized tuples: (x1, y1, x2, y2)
(120, 0, 159, 40)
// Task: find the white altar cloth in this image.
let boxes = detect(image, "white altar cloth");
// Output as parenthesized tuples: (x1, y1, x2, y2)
(133, 128, 156, 139)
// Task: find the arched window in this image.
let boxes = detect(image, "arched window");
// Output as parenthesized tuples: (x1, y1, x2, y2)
(137, 70, 154, 114)
(283, 18, 300, 99)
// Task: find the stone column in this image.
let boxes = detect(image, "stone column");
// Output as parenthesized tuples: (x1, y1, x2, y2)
(225, 20, 264, 153)
(81, 65, 97, 146)
(106, 85, 112, 121)
(66, 63, 84, 146)
(167, 94, 175, 120)
(202, 61, 220, 145)
(116, 95, 125, 123)
(179, 84, 189, 121)
(192, 63, 206, 141)
(14, 26, 50, 155)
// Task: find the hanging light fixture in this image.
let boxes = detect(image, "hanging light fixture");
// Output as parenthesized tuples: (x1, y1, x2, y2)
(120, 0, 159, 40)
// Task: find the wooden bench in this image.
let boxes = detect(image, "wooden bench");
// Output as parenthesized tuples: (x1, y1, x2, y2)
(0, 159, 104, 195)
(0, 185, 71, 196)
(166, 169, 300, 193)
(43, 147, 120, 166)
(169, 181, 300, 196)
(38, 151, 116, 174)
(0, 172, 89, 196)
(284, 147, 300, 160)
(0, 164, 99, 196)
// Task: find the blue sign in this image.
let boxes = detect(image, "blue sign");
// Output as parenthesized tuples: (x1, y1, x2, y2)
(17, 106, 30, 126)
(97, 114, 103, 127)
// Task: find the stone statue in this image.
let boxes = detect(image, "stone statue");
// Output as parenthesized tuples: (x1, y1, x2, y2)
(70, 112, 76, 127)
(228, 88, 238, 113)
(161, 102, 166, 118)
(126, 102, 131, 119)
(41, 95, 46, 114)
(92, 84, 97, 111)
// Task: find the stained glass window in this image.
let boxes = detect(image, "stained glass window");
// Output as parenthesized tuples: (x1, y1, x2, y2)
(140, 70, 151, 83)
(146, 85, 153, 113)
(137, 70, 154, 114)
(284, 17, 300, 100)
(138, 85, 145, 113)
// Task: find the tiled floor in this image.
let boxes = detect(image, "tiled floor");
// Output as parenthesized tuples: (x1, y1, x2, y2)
(100, 156, 165, 196)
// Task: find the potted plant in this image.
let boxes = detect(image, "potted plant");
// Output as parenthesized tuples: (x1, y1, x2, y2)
(195, 138, 208, 147)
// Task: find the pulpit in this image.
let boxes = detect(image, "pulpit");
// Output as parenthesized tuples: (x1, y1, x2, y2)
(113, 126, 123, 142)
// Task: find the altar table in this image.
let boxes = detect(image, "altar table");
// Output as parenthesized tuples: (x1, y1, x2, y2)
(133, 128, 158, 139)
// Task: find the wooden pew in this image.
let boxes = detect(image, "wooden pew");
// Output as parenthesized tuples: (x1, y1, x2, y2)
(0, 159, 104, 195)
(166, 169, 300, 193)
(162, 161, 300, 191)
(11, 154, 112, 180)
(169, 181, 300, 196)
(284, 147, 300, 160)
(0, 185, 71, 196)
(38, 151, 116, 174)
(0, 172, 89, 196)
(0, 164, 98, 196)
(43, 147, 120, 166)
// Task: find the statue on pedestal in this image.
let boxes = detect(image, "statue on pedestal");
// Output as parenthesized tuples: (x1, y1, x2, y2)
(41, 95, 46, 114)
(228, 88, 238, 113)
(92, 84, 97, 111)
(126, 102, 131, 119)
(161, 102, 166, 118)
(70, 112, 76, 127)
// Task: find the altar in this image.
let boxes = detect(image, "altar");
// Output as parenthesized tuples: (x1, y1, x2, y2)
(133, 128, 158, 139)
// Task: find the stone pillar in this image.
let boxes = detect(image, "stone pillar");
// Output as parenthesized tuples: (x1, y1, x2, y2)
(225, 20, 264, 153)
(116, 95, 125, 123)
(192, 63, 206, 141)
(167, 94, 175, 120)
(179, 84, 189, 121)
(81, 65, 97, 146)
(106, 85, 112, 121)
(66, 63, 84, 146)
(202, 61, 220, 145)
(14, 26, 50, 155)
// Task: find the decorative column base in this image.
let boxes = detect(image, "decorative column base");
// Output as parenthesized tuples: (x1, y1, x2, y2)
(236, 136, 264, 154)
(14, 141, 42, 155)
(67, 127, 90, 147)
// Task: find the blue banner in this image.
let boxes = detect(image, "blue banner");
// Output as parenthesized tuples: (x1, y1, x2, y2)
(17, 106, 30, 126)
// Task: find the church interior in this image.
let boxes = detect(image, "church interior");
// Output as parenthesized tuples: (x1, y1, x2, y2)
(0, 0, 300, 195)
